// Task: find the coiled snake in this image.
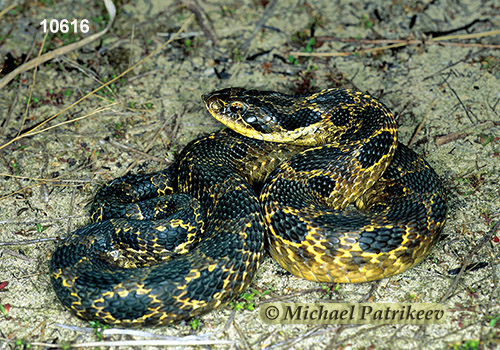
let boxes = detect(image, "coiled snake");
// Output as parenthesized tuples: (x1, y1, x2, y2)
(50, 88, 447, 327)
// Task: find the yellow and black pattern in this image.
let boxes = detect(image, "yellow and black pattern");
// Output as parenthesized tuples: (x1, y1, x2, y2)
(203, 88, 446, 282)
(50, 87, 447, 326)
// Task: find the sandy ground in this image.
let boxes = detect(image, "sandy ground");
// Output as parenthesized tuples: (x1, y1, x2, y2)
(0, 0, 499, 349)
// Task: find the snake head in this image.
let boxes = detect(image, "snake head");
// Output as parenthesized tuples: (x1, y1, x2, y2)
(202, 88, 324, 145)
(202, 88, 279, 139)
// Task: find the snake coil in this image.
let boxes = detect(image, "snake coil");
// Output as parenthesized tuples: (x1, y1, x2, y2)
(50, 88, 447, 327)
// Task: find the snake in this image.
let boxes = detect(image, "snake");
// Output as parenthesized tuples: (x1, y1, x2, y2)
(50, 87, 447, 327)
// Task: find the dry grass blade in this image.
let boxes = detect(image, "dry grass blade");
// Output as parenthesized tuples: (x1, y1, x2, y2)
(0, 0, 116, 90)
(0, 13, 194, 153)
(408, 97, 439, 148)
(290, 29, 500, 57)
(25, 339, 234, 347)
(441, 221, 500, 302)
(0, 3, 18, 19)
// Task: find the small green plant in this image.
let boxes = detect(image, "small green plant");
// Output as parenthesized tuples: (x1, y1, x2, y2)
(1, 280, 11, 319)
(481, 57, 492, 70)
(301, 37, 316, 53)
(451, 339, 480, 350)
(89, 321, 110, 341)
(0, 302, 10, 316)
(59, 30, 79, 46)
(231, 48, 244, 62)
(10, 160, 19, 175)
(189, 318, 201, 331)
(182, 38, 200, 55)
(230, 288, 270, 312)
(39, 0, 55, 6)
(92, 14, 110, 30)
(14, 338, 30, 349)
(488, 314, 500, 327)
(480, 134, 495, 147)
(360, 14, 373, 29)
(60, 342, 71, 350)
(96, 74, 126, 102)
(26, 97, 39, 105)
(36, 223, 48, 233)
(127, 100, 152, 110)
(321, 283, 340, 298)
(292, 70, 316, 94)
(231, 291, 255, 311)
(220, 4, 238, 17)
(479, 55, 499, 73)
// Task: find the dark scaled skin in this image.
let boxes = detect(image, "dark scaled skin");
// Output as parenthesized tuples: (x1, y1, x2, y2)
(50, 129, 299, 327)
(203, 87, 447, 283)
(51, 87, 447, 327)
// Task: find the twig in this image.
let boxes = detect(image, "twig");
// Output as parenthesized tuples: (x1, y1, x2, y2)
(56, 323, 217, 340)
(358, 280, 380, 302)
(64, 184, 78, 236)
(17, 31, 49, 137)
(0, 13, 194, 153)
(0, 0, 116, 90)
(0, 217, 84, 225)
(230, 0, 278, 79)
(182, 0, 219, 45)
(0, 150, 102, 201)
(106, 139, 163, 162)
(0, 152, 34, 211)
(14, 104, 116, 139)
(446, 81, 478, 124)
(434, 121, 494, 146)
(435, 130, 472, 146)
(24, 340, 234, 348)
(326, 325, 386, 349)
(0, 3, 17, 18)
(423, 48, 487, 81)
(123, 113, 176, 175)
(441, 221, 500, 301)
(232, 320, 252, 350)
(290, 29, 500, 57)
(262, 326, 324, 350)
(423, 18, 488, 37)
(431, 29, 500, 42)
(0, 174, 91, 183)
(408, 97, 439, 148)
(2, 249, 37, 261)
(0, 238, 57, 247)
(240, 0, 278, 54)
(1, 31, 39, 137)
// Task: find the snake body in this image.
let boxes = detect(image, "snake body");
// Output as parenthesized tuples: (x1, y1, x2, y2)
(50, 88, 447, 326)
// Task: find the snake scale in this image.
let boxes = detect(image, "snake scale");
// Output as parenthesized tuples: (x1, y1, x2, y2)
(50, 87, 447, 327)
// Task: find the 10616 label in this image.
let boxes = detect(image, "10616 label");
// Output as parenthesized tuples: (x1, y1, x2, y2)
(39, 19, 89, 34)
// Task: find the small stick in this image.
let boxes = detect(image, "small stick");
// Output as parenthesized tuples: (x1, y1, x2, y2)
(0, 238, 57, 247)
(408, 97, 439, 148)
(441, 221, 500, 302)
(0, 0, 116, 90)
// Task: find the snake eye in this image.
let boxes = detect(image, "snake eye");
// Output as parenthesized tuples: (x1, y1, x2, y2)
(229, 102, 245, 115)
